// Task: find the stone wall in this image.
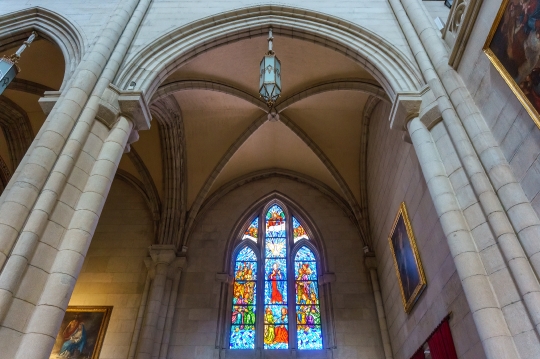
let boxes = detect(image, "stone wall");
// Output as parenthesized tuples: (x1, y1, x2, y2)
(366, 102, 486, 359)
(458, 0, 540, 218)
(67, 178, 153, 359)
(0, 0, 415, 71)
(172, 178, 385, 359)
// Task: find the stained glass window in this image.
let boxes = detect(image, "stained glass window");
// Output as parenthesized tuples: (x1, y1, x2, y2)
(264, 204, 289, 349)
(243, 217, 259, 242)
(230, 204, 324, 351)
(293, 217, 309, 242)
(230, 246, 257, 349)
(295, 246, 323, 349)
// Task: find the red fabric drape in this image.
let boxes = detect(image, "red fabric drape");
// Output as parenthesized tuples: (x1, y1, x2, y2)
(411, 348, 426, 359)
(428, 319, 458, 359)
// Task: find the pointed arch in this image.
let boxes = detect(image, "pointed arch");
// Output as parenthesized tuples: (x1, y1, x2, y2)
(0, 7, 87, 90)
(152, 80, 268, 112)
(275, 79, 389, 113)
(197, 169, 357, 231)
(150, 96, 187, 245)
(0, 96, 34, 168)
(219, 194, 334, 354)
(115, 5, 424, 101)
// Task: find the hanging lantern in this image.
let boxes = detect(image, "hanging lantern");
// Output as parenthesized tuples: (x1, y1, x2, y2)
(259, 28, 281, 109)
(0, 32, 37, 96)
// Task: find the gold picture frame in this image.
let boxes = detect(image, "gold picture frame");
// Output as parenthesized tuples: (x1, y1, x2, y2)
(49, 306, 112, 359)
(483, 0, 540, 130)
(388, 202, 426, 313)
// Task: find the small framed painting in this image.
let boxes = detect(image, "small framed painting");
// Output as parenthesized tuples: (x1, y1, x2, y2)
(49, 306, 112, 359)
(483, 0, 540, 129)
(388, 202, 426, 313)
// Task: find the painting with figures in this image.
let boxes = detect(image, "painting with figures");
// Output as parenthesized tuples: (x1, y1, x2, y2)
(388, 202, 426, 313)
(49, 306, 112, 359)
(484, 0, 540, 129)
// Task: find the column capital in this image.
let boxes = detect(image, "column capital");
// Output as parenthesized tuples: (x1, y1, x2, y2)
(97, 84, 151, 130)
(389, 91, 423, 131)
(38, 90, 61, 114)
(364, 252, 378, 270)
(148, 244, 177, 265)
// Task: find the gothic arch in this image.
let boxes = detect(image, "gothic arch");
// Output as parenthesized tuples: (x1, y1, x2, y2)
(221, 192, 330, 272)
(115, 5, 424, 101)
(0, 96, 34, 168)
(0, 7, 87, 90)
(216, 192, 335, 353)
(197, 168, 356, 228)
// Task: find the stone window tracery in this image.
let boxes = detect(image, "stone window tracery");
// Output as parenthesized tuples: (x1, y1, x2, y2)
(227, 201, 324, 351)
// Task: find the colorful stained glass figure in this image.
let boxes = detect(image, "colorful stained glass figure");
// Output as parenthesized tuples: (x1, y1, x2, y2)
(265, 236, 286, 258)
(295, 246, 322, 349)
(242, 217, 259, 242)
(293, 217, 309, 242)
(264, 306, 289, 349)
(230, 246, 257, 349)
(266, 204, 286, 237)
(265, 204, 288, 349)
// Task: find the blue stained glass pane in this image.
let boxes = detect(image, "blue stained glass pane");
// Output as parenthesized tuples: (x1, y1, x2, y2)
(265, 280, 287, 303)
(231, 305, 256, 325)
(265, 237, 286, 258)
(231, 245, 258, 350)
(230, 326, 256, 349)
(235, 261, 257, 281)
(293, 217, 309, 242)
(237, 246, 257, 262)
(294, 261, 317, 281)
(265, 258, 287, 278)
(295, 246, 316, 262)
(242, 217, 259, 242)
(233, 281, 257, 305)
(296, 305, 321, 326)
(295, 281, 319, 305)
(264, 323, 289, 349)
(297, 326, 323, 350)
(266, 205, 286, 237)
(264, 305, 289, 324)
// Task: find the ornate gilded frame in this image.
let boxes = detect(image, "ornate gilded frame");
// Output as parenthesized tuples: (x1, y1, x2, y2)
(388, 202, 426, 313)
(50, 306, 112, 359)
(483, 0, 540, 130)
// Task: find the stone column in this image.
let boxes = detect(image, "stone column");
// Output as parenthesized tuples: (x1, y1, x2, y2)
(159, 257, 186, 359)
(12, 115, 135, 359)
(364, 253, 393, 359)
(136, 245, 177, 359)
(392, 0, 540, 339)
(407, 117, 520, 359)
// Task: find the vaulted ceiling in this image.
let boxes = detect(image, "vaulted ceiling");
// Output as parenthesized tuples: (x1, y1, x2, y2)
(1, 33, 387, 248)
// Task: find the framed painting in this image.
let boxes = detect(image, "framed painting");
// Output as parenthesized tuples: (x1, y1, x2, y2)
(388, 202, 426, 313)
(49, 306, 112, 359)
(484, 0, 540, 129)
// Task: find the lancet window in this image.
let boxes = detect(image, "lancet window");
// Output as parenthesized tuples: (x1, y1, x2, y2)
(228, 202, 324, 351)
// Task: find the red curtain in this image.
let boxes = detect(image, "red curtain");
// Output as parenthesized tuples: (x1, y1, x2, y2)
(411, 348, 425, 359)
(427, 319, 458, 359)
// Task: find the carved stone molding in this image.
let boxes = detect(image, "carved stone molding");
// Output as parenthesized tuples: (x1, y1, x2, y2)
(442, 0, 483, 68)
(97, 84, 151, 130)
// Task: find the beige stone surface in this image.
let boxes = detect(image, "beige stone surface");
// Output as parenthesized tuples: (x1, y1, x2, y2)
(69, 179, 153, 359)
(367, 103, 486, 359)
(173, 177, 383, 359)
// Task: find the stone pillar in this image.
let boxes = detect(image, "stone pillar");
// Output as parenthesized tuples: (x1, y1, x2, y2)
(159, 257, 185, 359)
(396, 0, 540, 338)
(12, 115, 134, 359)
(364, 253, 393, 359)
(407, 117, 521, 359)
(137, 245, 176, 359)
